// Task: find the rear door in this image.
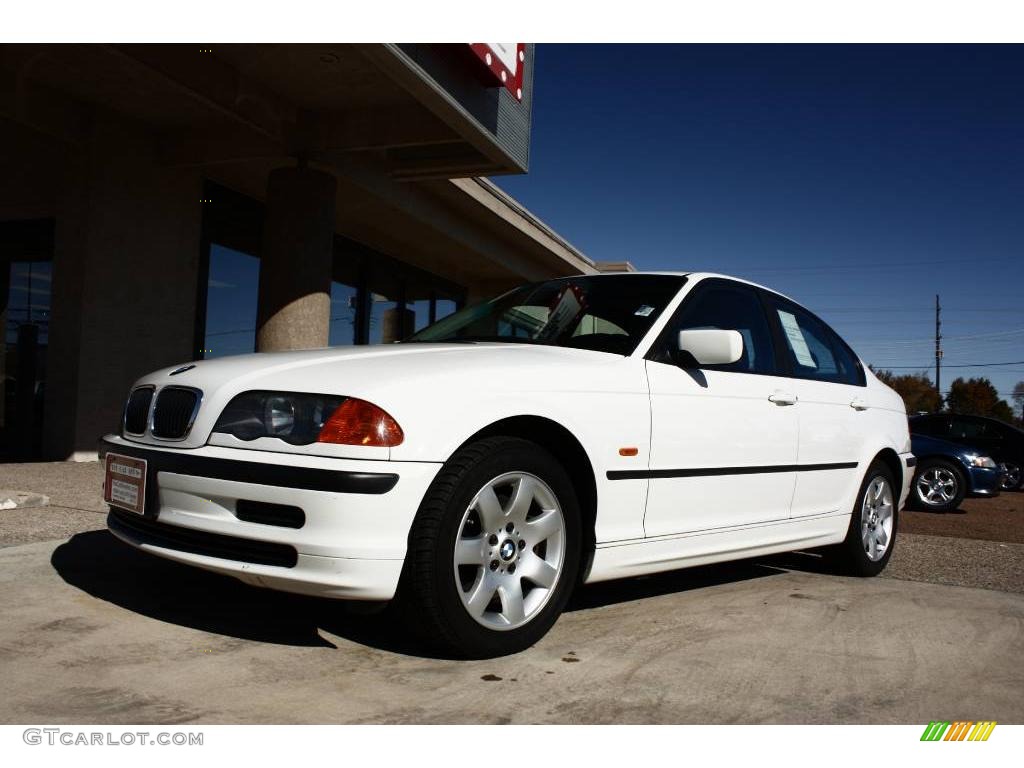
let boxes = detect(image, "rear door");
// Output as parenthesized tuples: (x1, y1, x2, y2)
(762, 295, 868, 518)
(643, 279, 799, 536)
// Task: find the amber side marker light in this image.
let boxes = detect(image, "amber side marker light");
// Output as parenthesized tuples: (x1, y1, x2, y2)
(318, 398, 404, 447)
(619, 447, 639, 457)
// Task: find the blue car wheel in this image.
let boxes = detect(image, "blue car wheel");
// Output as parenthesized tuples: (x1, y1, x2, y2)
(1000, 460, 1021, 491)
(912, 459, 966, 512)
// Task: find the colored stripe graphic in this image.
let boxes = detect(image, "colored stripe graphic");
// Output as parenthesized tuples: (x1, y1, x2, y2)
(920, 720, 996, 741)
(921, 722, 950, 741)
(944, 721, 971, 741)
(969, 722, 997, 741)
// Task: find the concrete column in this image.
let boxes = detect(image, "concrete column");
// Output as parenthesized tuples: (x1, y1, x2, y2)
(256, 166, 336, 351)
(381, 306, 415, 343)
(0, 263, 7, 431)
(43, 116, 202, 460)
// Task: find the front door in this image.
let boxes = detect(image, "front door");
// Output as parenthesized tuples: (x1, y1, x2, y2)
(643, 280, 799, 537)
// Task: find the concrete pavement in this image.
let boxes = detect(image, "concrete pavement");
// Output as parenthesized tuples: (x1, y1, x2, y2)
(1, 527, 1021, 724)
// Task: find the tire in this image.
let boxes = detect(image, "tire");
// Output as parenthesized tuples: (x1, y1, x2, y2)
(398, 436, 581, 658)
(910, 459, 966, 512)
(830, 460, 898, 576)
(999, 459, 1022, 492)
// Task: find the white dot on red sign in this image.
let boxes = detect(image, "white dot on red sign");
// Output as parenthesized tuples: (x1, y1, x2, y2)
(516, 88, 522, 99)
(485, 53, 492, 65)
(501, 70, 507, 82)
(519, 50, 525, 62)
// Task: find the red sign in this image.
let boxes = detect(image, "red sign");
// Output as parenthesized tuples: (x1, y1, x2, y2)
(468, 43, 526, 101)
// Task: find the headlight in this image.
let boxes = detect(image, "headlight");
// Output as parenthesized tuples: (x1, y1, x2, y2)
(264, 396, 296, 437)
(966, 454, 997, 469)
(213, 391, 403, 447)
(213, 391, 344, 445)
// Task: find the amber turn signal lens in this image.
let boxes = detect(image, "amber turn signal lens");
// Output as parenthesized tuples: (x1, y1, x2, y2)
(317, 398, 404, 447)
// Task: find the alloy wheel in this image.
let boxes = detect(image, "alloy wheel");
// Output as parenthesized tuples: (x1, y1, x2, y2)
(861, 475, 894, 562)
(916, 467, 958, 506)
(999, 462, 1021, 491)
(453, 472, 566, 631)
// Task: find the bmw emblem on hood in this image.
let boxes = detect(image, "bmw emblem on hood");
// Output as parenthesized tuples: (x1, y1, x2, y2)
(169, 364, 196, 376)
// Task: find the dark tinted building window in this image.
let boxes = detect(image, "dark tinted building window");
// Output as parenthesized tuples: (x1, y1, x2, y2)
(203, 244, 259, 358)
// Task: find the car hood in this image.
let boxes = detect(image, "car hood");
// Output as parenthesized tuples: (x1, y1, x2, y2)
(911, 433, 987, 460)
(140, 342, 628, 393)
(122, 343, 643, 451)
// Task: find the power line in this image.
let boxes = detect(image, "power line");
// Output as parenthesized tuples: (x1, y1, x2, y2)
(935, 294, 942, 397)
(738, 258, 1018, 274)
(871, 360, 1024, 369)
(819, 307, 1024, 313)
(847, 328, 1024, 346)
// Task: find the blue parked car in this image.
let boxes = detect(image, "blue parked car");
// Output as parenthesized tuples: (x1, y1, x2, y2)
(909, 433, 1003, 512)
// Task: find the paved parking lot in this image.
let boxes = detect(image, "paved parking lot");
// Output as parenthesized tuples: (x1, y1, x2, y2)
(0, 462, 1022, 724)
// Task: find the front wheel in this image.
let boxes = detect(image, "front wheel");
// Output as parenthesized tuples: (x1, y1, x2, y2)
(830, 461, 898, 576)
(398, 436, 581, 658)
(910, 459, 966, 512)
(999, 460, 1022, 491)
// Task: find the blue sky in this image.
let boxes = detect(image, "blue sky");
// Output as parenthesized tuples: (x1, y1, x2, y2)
(494, 44, 1024, 403)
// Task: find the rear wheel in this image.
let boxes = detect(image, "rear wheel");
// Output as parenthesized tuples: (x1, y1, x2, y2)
(830, 461, 898, 576)
(910, 459, 966, 512)
(398, 436, 581, 658)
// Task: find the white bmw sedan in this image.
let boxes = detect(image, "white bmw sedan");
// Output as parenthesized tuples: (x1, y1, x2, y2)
(103, 272, 913, 657)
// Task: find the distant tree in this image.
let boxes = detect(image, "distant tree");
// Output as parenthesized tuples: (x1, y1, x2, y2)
(945, 376, 1015, 422)
(871, 368, 943, 414)
(1013, 381, 1024, 423)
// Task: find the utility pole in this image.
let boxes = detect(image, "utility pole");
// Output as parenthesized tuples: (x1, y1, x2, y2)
(935, 294, 942, 401)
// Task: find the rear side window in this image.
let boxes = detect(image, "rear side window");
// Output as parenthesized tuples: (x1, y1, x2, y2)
(950, 418, 988, 440)
(652, 282, 778, 375)
(911, 416, 950, 437)
(769, 299, 865, 386)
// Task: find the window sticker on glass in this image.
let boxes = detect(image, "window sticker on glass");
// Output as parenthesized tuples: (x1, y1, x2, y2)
(777, 310, 817, 368)
(634, 305, 655, 317)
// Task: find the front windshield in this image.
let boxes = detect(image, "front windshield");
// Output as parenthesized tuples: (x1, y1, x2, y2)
(406, 275, 687, 355)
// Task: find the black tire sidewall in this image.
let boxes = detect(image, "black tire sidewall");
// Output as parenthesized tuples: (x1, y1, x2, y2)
(911, 459, 966, 512)
(416, 438, 581, 658)
(842, 461, 898, 576)
(1001, 459, 1023, 491)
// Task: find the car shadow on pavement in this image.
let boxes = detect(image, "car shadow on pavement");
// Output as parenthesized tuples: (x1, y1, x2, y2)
(567, 559, 787, 611)
(50, 530, 426, 654)
(52, 529, 814, 659)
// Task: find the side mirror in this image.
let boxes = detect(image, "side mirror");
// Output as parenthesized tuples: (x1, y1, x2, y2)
(676, 329, 744, 366)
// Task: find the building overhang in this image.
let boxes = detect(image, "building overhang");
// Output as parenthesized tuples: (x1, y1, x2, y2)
(0, 43, 591, 289)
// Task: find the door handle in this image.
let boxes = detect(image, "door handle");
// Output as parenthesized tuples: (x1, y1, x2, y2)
(850, 398, 869, 411)
(768, 392, 798, 405)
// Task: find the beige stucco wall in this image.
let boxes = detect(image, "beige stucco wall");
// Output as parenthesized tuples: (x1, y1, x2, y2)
(43, 117, 202, 460)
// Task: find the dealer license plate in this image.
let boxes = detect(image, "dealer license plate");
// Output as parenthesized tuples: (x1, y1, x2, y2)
(103, 453, 147, 515)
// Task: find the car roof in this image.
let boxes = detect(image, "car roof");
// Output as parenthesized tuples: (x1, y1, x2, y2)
(573, 271, 801, 305)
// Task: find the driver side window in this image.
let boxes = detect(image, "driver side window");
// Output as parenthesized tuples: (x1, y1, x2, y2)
(655, 283, 777, 375)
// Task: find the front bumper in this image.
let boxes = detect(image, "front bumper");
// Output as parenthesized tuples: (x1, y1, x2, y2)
(967, 465, 1003, 498)
(899, 452, 916, 510)
(101, 435, 441, 600)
